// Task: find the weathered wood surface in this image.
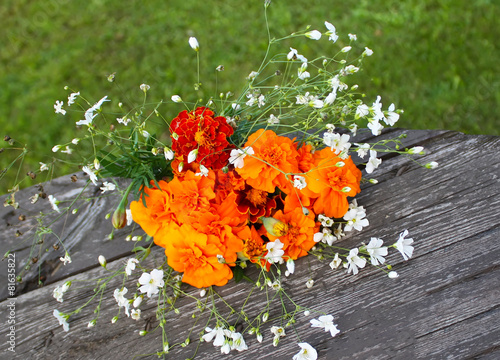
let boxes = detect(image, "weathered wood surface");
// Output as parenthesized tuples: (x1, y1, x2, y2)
(0, 129, 499, 359)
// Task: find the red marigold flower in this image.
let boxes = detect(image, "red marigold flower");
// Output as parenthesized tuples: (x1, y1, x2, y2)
(170, 107, 234, 170)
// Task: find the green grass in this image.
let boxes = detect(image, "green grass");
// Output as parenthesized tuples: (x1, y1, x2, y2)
(1, 0, 499, 194)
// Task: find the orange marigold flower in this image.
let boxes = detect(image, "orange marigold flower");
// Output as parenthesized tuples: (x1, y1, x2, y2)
(214, 169, 246, 204)
(192, 205, 245, 265)
(163, 224, 233, 288)
(306, 147, 361, 218)
(168, 170, 216, 224)
(236, 129, 299, 193)
(130, 180, 173, 238)
(238, 225, 269, 269)
(170, 107, 234, 170)
(266, 204, 318, 260)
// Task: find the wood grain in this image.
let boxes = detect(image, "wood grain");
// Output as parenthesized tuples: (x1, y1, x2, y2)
(0, 130, 498, 359)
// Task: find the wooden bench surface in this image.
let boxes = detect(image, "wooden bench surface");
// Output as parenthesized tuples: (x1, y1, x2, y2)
(0, 128, 499, 359)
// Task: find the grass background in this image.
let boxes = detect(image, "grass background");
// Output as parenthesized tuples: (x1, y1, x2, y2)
(1, 0, 499, 195)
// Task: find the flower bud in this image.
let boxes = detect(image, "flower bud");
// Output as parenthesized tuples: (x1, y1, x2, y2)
(112, 184, 133, 229)
(407, 146, 424, 154)
(388, 271, 399, 279)
(187, 149, 198, 163)
(425, 161, 439, 169)
(261, 217, 288, 237)
(112, 205, 127, 229)
(188, 37, 199, 51)
(98, 255, 107, 268)
(164, 147, 174, 160)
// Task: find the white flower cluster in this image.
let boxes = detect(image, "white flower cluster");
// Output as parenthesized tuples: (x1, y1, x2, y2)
(355, 95, 400, 136)
(203, 326, 248, 354)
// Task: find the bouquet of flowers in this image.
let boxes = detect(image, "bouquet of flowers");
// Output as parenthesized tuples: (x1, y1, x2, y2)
(4, 2, 437, 358)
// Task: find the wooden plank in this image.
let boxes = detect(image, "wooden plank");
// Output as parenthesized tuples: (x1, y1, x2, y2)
(0, 176, 139, 300)
(0, 130, 498, 359)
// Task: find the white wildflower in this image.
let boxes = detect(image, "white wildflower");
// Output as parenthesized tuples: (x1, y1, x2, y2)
(53, 310, 70, 332)
(270, 326, 286, 346)
(366, 150, 382, 174)
(228, 147, 254, 169)
(138, 269, 165, 298)
(100, 181, 116, 193)
(363, 47, 374, 56)
(257, 94, 266, 108)
(310, 314, 340, 337)
(293, 343, 318, 360)
(113, 287, 130, 317)
(368, 119, 384, 136)
(355, 143, 371, 158)
(329, 253, 342, 269)
(60, 146, 72, 154)
(117, 117, 131, 126)
(293, 175, 307, 190)
(82, 165, 98, 185)
(298, 63, 310, 80)
(131, 309, 141, 320)
(313, 228, 336, 246)
(125, 258, 139, 276)
(343, 65, 359, 74)
(231, 332, 248, 352)
(54, 100, 66, 115)
(76, 96, 109, 126)
(343, 203, 369, 232)
(247, 71, 259, 80)
(48, 195, 61, 213)
(52, 282, 70, 303)
(346, 248, 366, 275)
(67, 92, 79, 106)
(365, 237, 388, 265)
(384, 103, 400, 126)
(355, 104, 370, 119)
(196, 165, 209, 177)
(324, 21, 339, 43)
(394, 229, 414, 260)
(287, 47, 308, 62)
(323, 133, 351, 155)
(318, 214, 334, 227)
(268, 114, 280, 125)
(203, 326, 228, 347)
(265, 239, 285, 264)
